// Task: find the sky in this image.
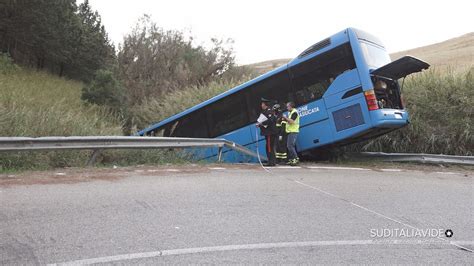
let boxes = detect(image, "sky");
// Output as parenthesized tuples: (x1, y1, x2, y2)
(85, 0, 473, 65)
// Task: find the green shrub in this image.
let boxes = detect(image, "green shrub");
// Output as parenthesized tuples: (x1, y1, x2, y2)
(0, 53, 20, 74)
(81, 69, 125, 112)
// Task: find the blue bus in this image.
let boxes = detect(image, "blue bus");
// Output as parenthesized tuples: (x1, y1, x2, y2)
(138, 28, 429, 162)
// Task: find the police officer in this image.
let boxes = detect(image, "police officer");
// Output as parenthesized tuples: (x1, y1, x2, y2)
(273, 104, 288, 164)
(282, 101, 299, 166)
(257, 98, 278, 166)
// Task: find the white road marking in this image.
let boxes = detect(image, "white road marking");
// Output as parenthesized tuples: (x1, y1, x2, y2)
(54, 173, 66, 176)
(434, 172, 458, 175)
(452, 241, 474, 245)
(49, 239, 463, 265)
(306, 166, 370, 171)
(380, 169, 402, 172)
(209, 167, 226, 170)
(292, 180, 474, 253)
(165, 169, 180, 172)
(274, 166, 301, 169)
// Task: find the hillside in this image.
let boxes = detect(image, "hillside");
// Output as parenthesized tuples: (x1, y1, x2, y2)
(390, 33, 473, 70)
(247, 32, 474, 74)
(246, 59, 291, 75)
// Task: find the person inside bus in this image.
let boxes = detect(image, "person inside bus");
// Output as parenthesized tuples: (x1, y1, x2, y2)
(282, 101, 300, 166)
(256, 98, 278, 166)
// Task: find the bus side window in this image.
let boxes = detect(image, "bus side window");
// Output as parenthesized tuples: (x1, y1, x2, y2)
(208, 92, 250, 137)
(246, 70, 293, 121)
(171, 110, 210, 138)
(290, 43, 356, 106)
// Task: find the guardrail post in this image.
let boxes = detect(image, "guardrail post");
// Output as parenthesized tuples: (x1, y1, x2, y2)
(87, 149, 101, 167)
(217, 146, 223, 162)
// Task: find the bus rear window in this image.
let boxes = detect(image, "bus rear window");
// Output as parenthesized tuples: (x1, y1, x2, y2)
(360, 42, 391, 69)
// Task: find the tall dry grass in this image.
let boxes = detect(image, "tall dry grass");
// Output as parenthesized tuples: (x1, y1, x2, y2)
(0, 57, 189, 171)
(0, 56, 123, 170)
(131, 78, 250, 131)
(352, 67, 473, 155)
(0, 67, 121, 137)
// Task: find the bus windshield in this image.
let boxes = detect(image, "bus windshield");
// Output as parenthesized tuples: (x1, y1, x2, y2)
(360, 42, 391, 69)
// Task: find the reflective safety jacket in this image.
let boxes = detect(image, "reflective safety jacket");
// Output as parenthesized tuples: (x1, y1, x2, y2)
(285, 109, 300, 133)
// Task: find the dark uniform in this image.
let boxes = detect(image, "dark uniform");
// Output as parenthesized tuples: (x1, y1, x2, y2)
(258, 99, 278, 166)
(274, 105, 288, 164)
(275, 120, 288, 163)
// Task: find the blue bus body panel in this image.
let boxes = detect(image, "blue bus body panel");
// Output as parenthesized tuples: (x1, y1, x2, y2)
(297, 99, 329, 127)
(296, 119, 333, 150)
(324, 69, 361, 97)
(288, 29, 350, 67)
(294, 99, 331, 150)
(347, 28, 374, 91)
(327, 97, 373, 142)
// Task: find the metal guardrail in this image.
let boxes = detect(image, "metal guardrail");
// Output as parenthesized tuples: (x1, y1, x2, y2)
(2, 137, 471, 166)
(353, 152, 474, 165)
(0, 136, 265, 165)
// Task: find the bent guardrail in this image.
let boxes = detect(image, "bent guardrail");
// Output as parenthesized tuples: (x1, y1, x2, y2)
(0, 136, 265, 165)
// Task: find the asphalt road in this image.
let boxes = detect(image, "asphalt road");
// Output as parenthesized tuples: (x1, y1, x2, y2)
(1, 164, 473, 264)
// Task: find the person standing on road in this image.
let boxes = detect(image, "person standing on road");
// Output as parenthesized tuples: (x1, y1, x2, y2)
(283, 101, 299, 166)
(257, 98, 278, 166)
(273, 104, 288, 164)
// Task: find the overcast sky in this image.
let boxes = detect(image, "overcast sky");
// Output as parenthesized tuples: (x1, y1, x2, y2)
(86, 0, 473, 65)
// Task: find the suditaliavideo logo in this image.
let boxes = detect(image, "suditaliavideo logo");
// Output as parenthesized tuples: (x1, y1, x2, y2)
(370, 228, 454, 238)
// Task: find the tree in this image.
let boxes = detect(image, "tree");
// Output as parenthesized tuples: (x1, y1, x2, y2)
(0, 0, 115, 82)
(70, 0, 115, 81)
(117, 15, 235, 106)
(81, 69, 124, 112)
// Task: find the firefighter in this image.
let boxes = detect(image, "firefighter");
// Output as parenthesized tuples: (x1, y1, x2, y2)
(273, 104, 288, 164)
(282, 101, 300, 166)
(256, 98, 278, 166)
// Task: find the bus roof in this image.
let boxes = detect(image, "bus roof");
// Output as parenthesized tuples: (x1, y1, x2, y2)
(137, 28, 355, 136)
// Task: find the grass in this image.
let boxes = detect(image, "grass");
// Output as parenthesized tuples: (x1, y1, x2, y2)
(0, 56, 194, 171)
(0, 66, 121, 137)
(131, 78, 250, 131)
(349, 67, 473, 155)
